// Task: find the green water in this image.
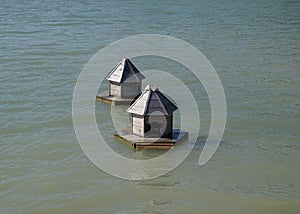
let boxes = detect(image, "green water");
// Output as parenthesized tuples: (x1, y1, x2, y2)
(1, 0, 299, 213)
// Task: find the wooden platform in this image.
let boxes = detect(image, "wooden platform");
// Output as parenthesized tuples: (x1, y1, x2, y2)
(96, 91, 134, 105)
(114, 128, 188, 150)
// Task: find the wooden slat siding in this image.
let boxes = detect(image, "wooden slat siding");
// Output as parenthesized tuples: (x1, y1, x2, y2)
(110, 83, 121, 98)
(114, 134, 134, 148)
(135, 143, 175, 146)
(114, 129, 188, 150)
(96, 90, 136, 105)
(121, 82, 141, 99)
(132, 116, 144, 136)
(96, 96, 112, 104)
(136, 144, 174, 150)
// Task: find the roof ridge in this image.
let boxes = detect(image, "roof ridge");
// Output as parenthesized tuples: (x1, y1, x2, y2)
(143, 89, 153, 115)
(126, 88, 146, 113)
(152, 91, 167, 115)
(105, 59, 124, 80)
(127, 85, 177, 116)
(107, 58, 145, 83)
(157, 91, 177, 108)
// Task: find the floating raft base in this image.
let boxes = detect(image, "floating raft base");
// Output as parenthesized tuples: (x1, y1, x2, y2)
(96, 91, 134, 105)
(114, 128, 188, 150)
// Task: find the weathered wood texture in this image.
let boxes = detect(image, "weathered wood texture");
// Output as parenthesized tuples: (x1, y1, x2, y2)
(114, 129, 188, 150)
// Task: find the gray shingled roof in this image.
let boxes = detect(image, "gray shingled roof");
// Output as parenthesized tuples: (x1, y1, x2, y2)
(106, 58, 145, 83)
(127, 84, 177, 116)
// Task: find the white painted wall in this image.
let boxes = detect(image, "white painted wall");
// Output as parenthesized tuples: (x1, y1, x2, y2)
(109, 83, 121, 97)
(132, 116, 144, 137)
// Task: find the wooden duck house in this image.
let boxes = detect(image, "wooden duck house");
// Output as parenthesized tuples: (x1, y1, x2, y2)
(127, 84, 177, 138)
(114, 84, 188, 150)
(96, 58, 145, 105)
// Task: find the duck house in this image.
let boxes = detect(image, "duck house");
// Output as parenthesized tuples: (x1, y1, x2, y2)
(127, 84, 177, 138)
(114, 84, 188, 150)
(96, 58, 145, 105)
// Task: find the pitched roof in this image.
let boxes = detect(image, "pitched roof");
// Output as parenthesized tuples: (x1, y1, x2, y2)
(106, 58, 145, 83)
(127, 84, 177, 116)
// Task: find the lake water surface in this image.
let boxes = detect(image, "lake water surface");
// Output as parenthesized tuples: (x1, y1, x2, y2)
(1, 0, 299, 213)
